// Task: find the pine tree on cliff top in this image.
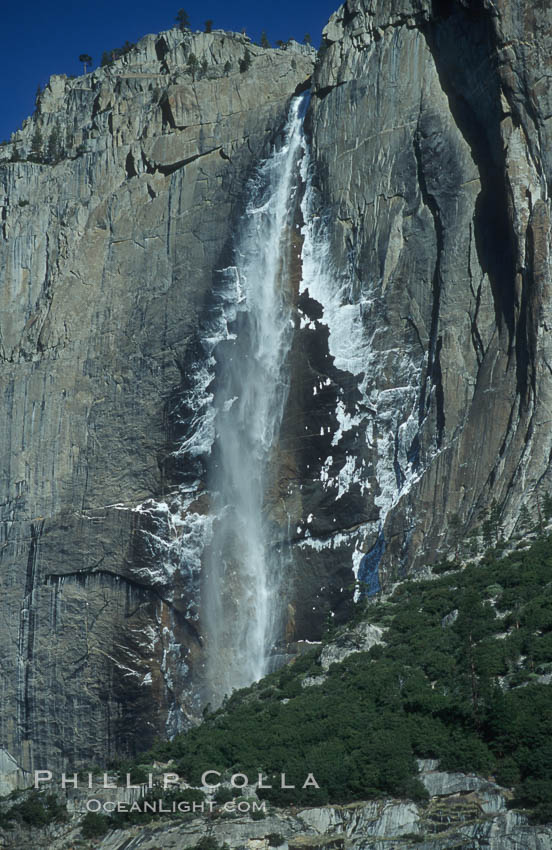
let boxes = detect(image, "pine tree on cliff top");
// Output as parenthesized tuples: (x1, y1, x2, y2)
(176, 8, 190, 30)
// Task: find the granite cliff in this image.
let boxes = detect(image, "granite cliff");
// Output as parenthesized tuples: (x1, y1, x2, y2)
(300, 0, 552, 582)
(3, 762, 552, 850)
(0, 0, 551, 782)
(0, 28, 315, 772)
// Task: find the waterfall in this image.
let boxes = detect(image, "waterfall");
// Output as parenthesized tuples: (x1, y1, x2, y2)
(202, 94, 308, 702)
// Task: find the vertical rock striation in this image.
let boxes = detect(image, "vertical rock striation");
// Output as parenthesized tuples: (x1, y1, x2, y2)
(290, 0, 552, 592)
(0, 29, 314, 771)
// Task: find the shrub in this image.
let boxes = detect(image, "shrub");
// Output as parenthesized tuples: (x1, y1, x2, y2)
(215, 786, 234, 804)
(187, 53, 199, 78)
(81, 811, 110, 838)
(7, 792, 67, 826)
(251, 807, 265, 820)
(195, 838, 229, 850)
(432, 560, 457, 575)
(239, 50, 252, 73)
(494, 757, 521, 787)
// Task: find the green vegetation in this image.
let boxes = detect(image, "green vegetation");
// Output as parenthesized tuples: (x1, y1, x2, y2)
(260, 31, 270, 48)
(194, 838, 229, 850)
(140, 535, 552, 821)
(204, 19, 214, 33)
(0, 792, 67, 828)
(104, 759, 151, 785)
(214, 785, 235, 804)
(78, 53, 92, 74)
(19, 122, 63, 166)
(239, 50, 252, 72)
(187, 53, 199, 79)
(251, 805, 266, 820)
(176, 8, 190, 31)
(101, 41, 136, 66)
(29, 126, 43, 163)
(481, 500, 504, 549)
(81, 811, 110, 838)
(108, 787, 206, 829)
(46, 123, 61, 164)
(514, 504, 532, 538)
(239, 50, 252, 73)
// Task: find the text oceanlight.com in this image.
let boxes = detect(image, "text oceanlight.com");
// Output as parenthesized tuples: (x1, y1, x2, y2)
(85, 799, 267, 814)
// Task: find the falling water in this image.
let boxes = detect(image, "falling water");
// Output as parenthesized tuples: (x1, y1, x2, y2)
(203, 94, 308, 702)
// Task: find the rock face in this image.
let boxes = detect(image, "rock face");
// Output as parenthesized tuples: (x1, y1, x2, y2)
(294, 0, 552, 591)
(0, 29, 314, 772)
(2, 765, 550, 849)
(1, 0, 552, 778)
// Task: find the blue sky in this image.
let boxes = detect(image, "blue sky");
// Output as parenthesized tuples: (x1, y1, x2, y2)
(0, 0, 339, 142)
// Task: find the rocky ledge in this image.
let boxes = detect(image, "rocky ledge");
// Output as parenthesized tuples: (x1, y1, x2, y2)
(1, 762, 550, 849)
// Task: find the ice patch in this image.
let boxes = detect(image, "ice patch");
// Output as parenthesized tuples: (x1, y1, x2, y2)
(298, 137, 426, 583)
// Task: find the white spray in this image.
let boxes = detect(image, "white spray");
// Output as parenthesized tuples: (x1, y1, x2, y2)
(203, 95, 308, 701)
